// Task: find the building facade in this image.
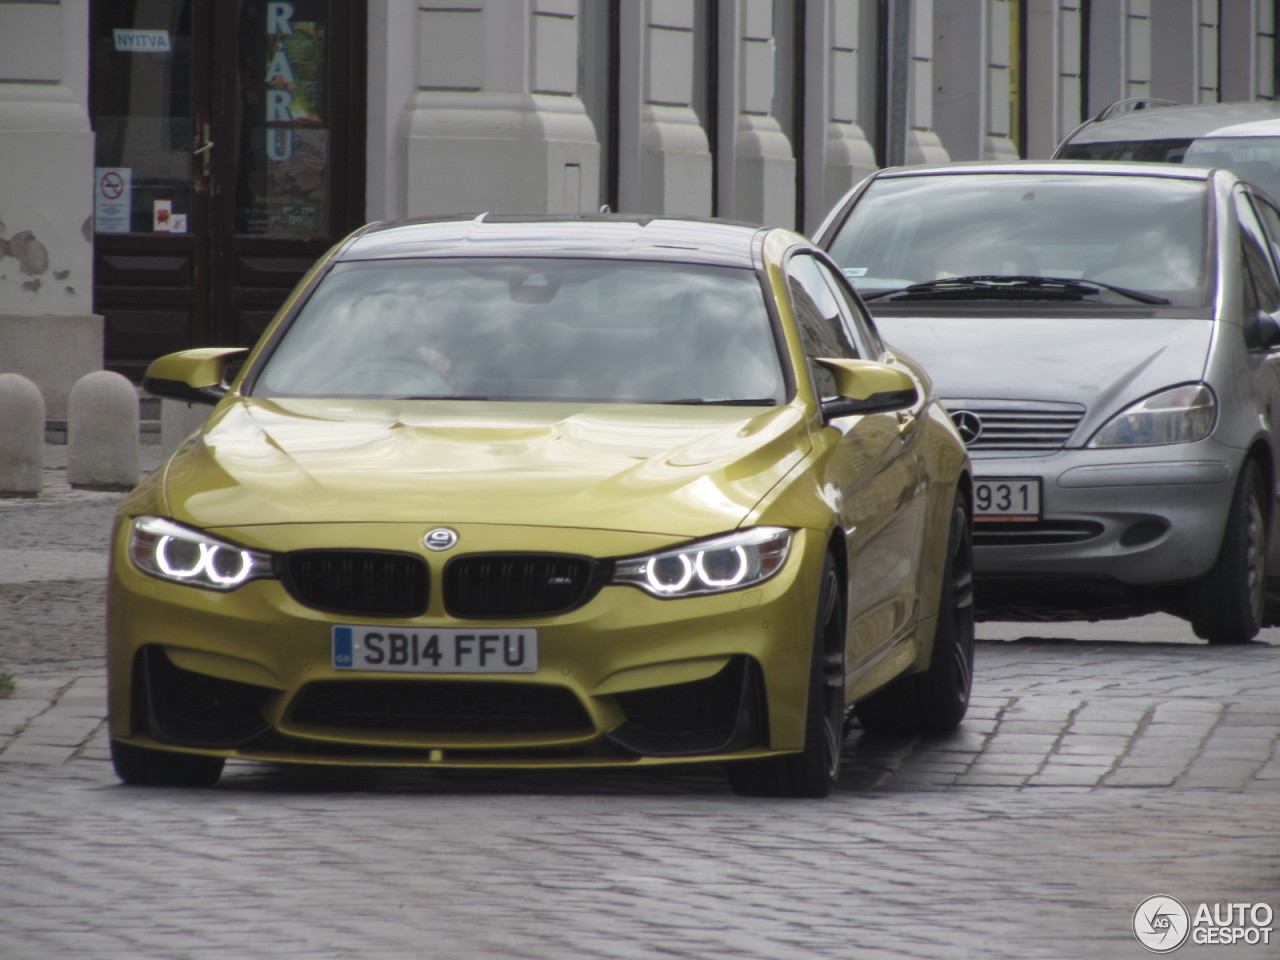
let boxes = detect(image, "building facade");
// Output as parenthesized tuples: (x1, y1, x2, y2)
(1, 0, 1277, 402)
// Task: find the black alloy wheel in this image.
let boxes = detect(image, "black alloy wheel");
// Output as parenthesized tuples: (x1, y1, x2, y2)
(727, 553, 845, 798)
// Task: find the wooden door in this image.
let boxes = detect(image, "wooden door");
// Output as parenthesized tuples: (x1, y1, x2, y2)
(91, 0, 366, 378)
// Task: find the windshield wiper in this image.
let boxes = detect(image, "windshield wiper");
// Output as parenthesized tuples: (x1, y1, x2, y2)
(863, 275, 1170, 305)
(397, 394, 497, 401)
(660, 398, 779, 406)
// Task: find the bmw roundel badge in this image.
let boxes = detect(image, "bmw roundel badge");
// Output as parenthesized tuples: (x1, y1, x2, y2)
(424, 528, 459, 551)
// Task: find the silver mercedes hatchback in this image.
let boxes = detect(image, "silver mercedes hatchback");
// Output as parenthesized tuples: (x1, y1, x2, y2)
(816, 160, 1280, 644)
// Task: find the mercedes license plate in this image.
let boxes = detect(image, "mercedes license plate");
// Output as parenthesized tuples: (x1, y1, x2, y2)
(974, 478, 1041, 521)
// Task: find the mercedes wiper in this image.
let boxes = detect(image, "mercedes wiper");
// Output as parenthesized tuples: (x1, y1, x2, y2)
(863, 275, 1170, 305)
(1066, 277, 1172, 305)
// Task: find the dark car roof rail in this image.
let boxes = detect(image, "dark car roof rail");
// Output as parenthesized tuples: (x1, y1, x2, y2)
(1054, 98, 1181, 155)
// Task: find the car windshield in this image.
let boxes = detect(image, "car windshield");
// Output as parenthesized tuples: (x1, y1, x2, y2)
(1059, 136, 1280, 201)
(826, 173, 1210, 307)
(249, 257, 785, 404)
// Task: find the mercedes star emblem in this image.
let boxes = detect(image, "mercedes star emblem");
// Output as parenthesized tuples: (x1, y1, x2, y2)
(951, 410, 983, 445)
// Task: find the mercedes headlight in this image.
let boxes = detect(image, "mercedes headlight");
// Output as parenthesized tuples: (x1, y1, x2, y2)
(1088, 384, 1216, 448)
(129, 516, 274, 590)
(612, 527, 793, 598)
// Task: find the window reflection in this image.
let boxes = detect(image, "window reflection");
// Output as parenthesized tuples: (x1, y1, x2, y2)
(91, 0, 194, 235)
(235, 0, 331, 237)
(252, 259, 785, 405)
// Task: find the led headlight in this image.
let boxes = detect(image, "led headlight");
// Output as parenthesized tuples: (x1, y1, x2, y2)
(612, 527, 793, 598)
(129, 516, 274, 591)
(1088, 384, 1216, 448)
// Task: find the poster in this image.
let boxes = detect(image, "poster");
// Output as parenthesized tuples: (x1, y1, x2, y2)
(94, 167, 132, 234)
(241, 13, 328, 238)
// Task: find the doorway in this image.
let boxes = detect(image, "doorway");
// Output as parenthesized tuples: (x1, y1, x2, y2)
(90, 0, 366, 378)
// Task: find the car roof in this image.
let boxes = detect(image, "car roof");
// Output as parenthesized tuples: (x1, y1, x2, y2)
(336, 213, 772, 268)
(1067, 101, 1280, 143)
(869, 158, 1215, 182)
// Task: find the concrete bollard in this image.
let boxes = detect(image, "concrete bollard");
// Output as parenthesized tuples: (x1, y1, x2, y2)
(161, 398, 211, 457)
(68, 370, 139, 491)
(0, 373, 45, 497)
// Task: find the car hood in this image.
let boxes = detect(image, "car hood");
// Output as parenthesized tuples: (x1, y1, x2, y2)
(874, 315, 1214, 427)
(157, 398, 810, 537)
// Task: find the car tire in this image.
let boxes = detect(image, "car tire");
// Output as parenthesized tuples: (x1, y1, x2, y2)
(727, 553, 844, 799)
(853, 492, 975, 735)
(1188, 460, 1267, 646)
(111, 739, 225, 787)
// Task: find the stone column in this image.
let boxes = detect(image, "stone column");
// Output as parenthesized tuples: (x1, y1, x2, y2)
(932, 0, 1019, 161)
(716, 0, 795, 229)
(0, 0, 101, 423)
(404, 0, 600, 216)
(1219, 0, 1275, 102)
(1150, 0, 1218, 103)
(799, 1, 878, 234)
(1086, 0, 1154, 113)
(616, 0, 713, 216)
(1024, 0, 1085, 158)
(905, 1, 950, 165)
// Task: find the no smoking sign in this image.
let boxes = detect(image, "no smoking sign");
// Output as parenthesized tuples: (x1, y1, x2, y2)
(99, 170, 125, 200)
(94, 166, 132, 234)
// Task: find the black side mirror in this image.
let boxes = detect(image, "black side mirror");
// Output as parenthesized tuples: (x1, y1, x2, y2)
(1246, 309, 1280, 350)
(822, 388, 919, 419)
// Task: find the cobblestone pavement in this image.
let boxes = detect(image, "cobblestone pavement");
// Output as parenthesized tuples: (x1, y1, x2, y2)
(2, 453, 1278, 959)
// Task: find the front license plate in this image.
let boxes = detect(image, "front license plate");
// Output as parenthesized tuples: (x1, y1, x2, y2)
(975, 477, 1041, 521)
(333, 626, 538, 674)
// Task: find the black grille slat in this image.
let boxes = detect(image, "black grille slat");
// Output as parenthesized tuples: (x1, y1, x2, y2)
(282, 550, 429, 617)
(444, 553, 607, 618)
(289, 680, 592, 735)
(974, 520, 1103, 546)
(946, 400, 1085, 453)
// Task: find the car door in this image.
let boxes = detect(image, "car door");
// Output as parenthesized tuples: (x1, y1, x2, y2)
(785, 252, 929, 671)
(1235, 189, 1280, 582)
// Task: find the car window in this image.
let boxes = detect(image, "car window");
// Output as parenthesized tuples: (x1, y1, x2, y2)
(1060, 137, 1280, 202)
(786, 253, 859, 399)
(1236, 191, 1280, 315)
(1057, 137, 1193, 164)
(826, 173, 1211, 307)
(815, 258, 886, 360)
(1249, 192, 1280, 269)
(250, 258, 786, 404)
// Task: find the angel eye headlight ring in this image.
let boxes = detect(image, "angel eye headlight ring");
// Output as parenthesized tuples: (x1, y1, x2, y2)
(613, 528, 793, 599)
(130, 516, 273, 591)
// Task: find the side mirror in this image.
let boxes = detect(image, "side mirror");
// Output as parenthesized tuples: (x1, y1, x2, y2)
(1246, 309, 1280, 351)
(815, 358, 919, 420)
(142, 347, 250, 405)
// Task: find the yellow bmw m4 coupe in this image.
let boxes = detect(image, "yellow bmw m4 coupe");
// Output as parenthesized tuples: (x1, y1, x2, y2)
(108, 214, 972, 797)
